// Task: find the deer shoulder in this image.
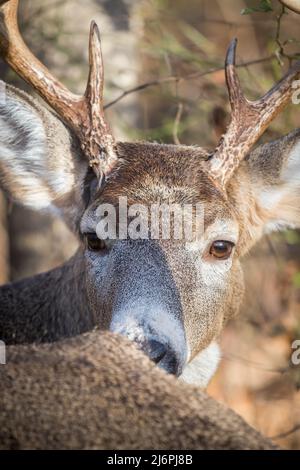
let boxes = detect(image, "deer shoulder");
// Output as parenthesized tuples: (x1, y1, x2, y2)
(0, 329, 276, 450)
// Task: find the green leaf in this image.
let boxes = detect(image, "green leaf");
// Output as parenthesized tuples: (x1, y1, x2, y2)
(241, 7, 260, 15)
(241, 0, 273, 15)
(259, 0, 273, 12)
(293, 272, 300, 288)
(284, 230, 300, 245)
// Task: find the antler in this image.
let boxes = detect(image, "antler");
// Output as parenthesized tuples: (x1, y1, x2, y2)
(209, 38, 300, 190)
(0, 0, 117, 180)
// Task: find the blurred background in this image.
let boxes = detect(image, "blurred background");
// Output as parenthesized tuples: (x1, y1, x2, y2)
(0, 0, 299, 449)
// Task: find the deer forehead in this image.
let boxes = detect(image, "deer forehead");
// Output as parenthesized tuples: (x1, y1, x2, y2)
(105, 141, 216, 198)
(80, 141, 238, 229)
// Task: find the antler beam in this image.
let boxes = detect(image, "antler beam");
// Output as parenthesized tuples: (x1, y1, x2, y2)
(209, 38, 300, 190)
(0, 0, 117, 179)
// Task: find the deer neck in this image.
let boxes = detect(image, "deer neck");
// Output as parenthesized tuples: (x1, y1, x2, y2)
(0, 250, 95, 344)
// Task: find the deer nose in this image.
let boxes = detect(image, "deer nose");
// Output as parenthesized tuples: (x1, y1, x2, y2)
(141, 339, 180, 376)
(143, 339, 167, 363)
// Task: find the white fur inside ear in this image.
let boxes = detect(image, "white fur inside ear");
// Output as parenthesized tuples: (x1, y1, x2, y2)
(0, 95, 51, 209)
(0, 91, 78, 211)
(180, 341, 221, 388)
(282, 140, 300, 185)
(258, 140, 300, 233)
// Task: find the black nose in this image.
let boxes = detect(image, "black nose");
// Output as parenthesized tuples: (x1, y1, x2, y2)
(143, 339, 167, 363)
(141, 339, 180, 376)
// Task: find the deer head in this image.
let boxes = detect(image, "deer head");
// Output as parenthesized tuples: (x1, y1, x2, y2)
(0, 0, 300, 382)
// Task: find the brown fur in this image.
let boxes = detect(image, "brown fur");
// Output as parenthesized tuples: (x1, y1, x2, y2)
(0, 4, 299, 449)
(0, 329, 276, 450)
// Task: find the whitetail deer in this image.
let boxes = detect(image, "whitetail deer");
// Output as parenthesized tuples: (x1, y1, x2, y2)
(0, 0, 300, 386)
(0, 328, 276, 450)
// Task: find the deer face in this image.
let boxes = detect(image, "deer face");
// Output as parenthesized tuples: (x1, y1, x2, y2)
(78, 143, 244, 375)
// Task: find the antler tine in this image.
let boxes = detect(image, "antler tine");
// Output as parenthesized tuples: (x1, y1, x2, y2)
(209, 38, 300, 190)
(83, 21, 117, 180)
(0, 0, 117, 179)
(225, 38, 247, 114)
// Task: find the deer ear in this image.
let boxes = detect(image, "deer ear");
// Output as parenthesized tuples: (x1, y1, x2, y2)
(247, 129, 300, 233)
(0, 84, 90, 232)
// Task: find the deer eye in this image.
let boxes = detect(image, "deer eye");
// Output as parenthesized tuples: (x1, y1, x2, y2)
(209, 240, 234, 260)
(85, 233, 107, 252)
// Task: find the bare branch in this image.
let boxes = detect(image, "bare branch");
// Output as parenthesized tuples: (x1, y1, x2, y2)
(275, 4, 300, 65)
(172, 102, 183, 145)
(104, 54, 276, 109)
(223, 352, 289, 374)
(271, 424, 300, 440)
